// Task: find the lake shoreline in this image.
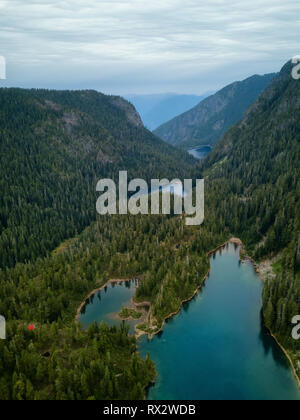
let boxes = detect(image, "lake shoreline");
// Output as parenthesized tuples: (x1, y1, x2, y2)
(74, 238, 300, 392)
(75, 277, 152, 338)
(268, 330, 300, 389)
(144, 267, 211, 340)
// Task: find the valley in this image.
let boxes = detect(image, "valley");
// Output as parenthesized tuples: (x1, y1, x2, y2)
(0, 60, 299, 401)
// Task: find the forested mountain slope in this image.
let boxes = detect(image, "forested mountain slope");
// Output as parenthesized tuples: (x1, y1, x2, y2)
(155, 73, 276, 149)
(0, 88, 195, 269)
(200, 60, 300, 363)
(126, 93, 206, 130)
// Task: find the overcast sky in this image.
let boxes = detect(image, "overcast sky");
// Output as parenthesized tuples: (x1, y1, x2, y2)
(0, 0, 299, 95)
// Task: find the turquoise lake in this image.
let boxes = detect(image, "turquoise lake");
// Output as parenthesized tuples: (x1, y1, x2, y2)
(80, 243, 300, 400)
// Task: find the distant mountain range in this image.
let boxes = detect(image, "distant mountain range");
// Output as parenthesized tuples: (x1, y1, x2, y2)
(154, 73, 277, 149)
(125, 93, 208, 130)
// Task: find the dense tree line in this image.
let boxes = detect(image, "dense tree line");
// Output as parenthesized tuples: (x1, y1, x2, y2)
(0, 321, 154, 400)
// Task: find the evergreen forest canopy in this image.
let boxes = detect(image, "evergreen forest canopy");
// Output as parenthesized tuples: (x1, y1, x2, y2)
(0, 61, 299, 400)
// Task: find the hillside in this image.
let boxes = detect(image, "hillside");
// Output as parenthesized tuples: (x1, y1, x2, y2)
(126, 93, 206, 130)
(200, 61, 300, 365)
(155, 73, 276, 149)
(1, 62, 299, 400)
(0, 88, 195, 269)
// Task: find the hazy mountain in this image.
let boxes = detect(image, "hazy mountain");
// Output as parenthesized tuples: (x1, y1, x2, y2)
(154, 73, 277, 149)
(125, 93, 207, 130)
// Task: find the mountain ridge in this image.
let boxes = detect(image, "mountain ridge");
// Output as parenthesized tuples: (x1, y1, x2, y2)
(155, 73, 277, 149)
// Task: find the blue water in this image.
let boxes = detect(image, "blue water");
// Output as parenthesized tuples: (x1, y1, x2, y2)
(139, 244, 300, 400)
(138, 181, 186, 198)
(188, 145, 211, 160)
(79, 280, 139, 335)
(79, 244, 300, 400)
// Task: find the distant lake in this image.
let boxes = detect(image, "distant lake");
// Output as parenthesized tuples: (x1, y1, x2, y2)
(139, 243, 300, 400)
(188, 145, 212, 160)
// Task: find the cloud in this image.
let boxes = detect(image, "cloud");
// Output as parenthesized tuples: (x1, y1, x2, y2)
(0, 0, 299, 93)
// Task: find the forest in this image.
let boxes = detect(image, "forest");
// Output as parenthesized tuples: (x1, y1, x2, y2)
(0, 60, 299, 399)
(0, 88, 195, 269)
